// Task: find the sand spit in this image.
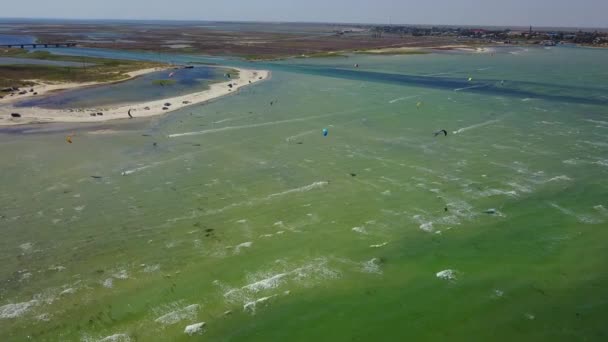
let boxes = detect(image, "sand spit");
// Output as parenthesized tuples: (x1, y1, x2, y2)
(0, 67, 269, 126)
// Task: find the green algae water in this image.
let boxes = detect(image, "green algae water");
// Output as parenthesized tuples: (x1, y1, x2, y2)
(1, 46, 608, 341)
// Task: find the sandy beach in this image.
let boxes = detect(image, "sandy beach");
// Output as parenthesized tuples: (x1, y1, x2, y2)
(360, 45, 496, 54)
(0, 67, 269, 126)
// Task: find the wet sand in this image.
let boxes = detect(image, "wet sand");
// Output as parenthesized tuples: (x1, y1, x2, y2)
(0, 67, 269, 126)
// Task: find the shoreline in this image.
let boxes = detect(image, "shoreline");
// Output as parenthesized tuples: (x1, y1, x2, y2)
(0, 67, 269, 126)
(0, 66, 170, 106)
(357, 44, 497, 55)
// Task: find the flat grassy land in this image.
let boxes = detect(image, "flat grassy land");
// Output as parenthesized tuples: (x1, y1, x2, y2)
(9, 22, 475, 60)
(0, 49, 163, 88)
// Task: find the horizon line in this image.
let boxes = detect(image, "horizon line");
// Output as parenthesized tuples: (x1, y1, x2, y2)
(0, 16, 607, 30)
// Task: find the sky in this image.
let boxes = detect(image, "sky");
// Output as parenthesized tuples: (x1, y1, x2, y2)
(1, 0, 607, 28)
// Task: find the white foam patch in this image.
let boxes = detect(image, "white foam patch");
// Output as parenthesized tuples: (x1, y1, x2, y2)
(370, 242, 388, 248)
(436, 269, 458, 281)
(585, 119, 608, 126)
(580, 140, 608, 148)
(506, 182, 533, 193)
(98, 334, 131, 342)
(184, 322, 206, 336)
(19, 272, 32, 282)
(223, 258, 338, 305)
(546, 175, 572, 182)
(32, 290, 57, 306)
(102, 278, 113, 288)
(60, 288, 76, 296)
(351, 220, 381, 235)
(19, 242, 33, 252)
(419, 222, 434, 232)
(578, 216, 604, 224)
(36, 313, 51, 322)
(243, 295, 277, 314)
(241, 273, 288, 293)
(0, 300, 39, 319)
(361, 258, 382, 274)
(470, 188, 517, 198)
(143, 264, 160, 273)
(432, 214, 458, 225)
(112, 270, 129, 280)
(594, 205, 608, 215)
(235, 242, 253, 253)
(74, 205, 86, 212)
(155, 304, 200, 325)
(48, 265, 66, 272)
(413, 215, 435, 232)
(563, 158, 586, 165)
(352, 227, 368, 235)
(594, 159, 608, 167)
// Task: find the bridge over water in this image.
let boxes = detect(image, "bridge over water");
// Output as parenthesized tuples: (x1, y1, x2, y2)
(0, 43, 77, 49)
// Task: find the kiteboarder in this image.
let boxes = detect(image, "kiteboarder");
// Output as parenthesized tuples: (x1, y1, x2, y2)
(433, 129, 448, 137)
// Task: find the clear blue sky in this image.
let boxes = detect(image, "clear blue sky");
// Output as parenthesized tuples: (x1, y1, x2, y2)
(2, 0, 607, 28)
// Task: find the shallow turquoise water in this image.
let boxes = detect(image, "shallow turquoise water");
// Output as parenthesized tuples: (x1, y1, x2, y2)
(1, 46, 607, 341)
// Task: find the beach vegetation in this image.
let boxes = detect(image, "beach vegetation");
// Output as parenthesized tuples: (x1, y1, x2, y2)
(0, 49, 162, 88)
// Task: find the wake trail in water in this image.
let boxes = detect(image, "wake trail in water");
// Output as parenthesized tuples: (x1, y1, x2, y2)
(266, 181, 329, 199)
(388, 94, 421, 104)
(422, 72, 452, 77)
(453, 119, 500, 135)
(168, 106, 370, 138)
(454, 84, 489, 91)
(285, 129, 317, 142)
(204, 181, 329, 215)
(121, 164, 156, 176)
